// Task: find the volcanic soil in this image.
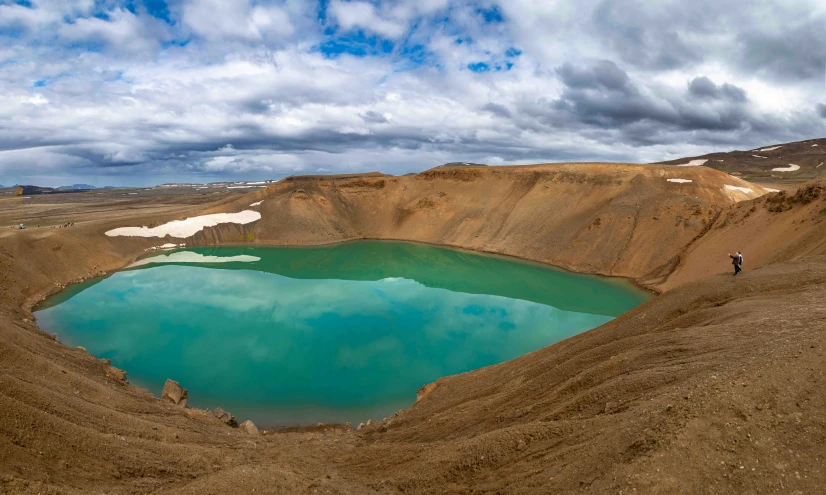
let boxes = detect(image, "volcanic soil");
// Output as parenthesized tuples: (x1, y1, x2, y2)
(1, 158, 825, 494)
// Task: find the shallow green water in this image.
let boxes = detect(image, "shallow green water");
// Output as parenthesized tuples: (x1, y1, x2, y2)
(35, 241, 650, 426)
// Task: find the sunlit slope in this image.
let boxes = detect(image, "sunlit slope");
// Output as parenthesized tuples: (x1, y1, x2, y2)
(208, 163, 768, 284)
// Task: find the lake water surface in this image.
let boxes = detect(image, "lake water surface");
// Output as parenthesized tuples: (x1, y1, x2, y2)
(35, 241, 650, 426)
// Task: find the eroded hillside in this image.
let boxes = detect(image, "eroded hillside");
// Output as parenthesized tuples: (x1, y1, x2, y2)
(184, 163, 769, 286)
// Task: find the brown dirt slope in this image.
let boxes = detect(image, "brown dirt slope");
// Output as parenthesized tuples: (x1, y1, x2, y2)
(198, 163, 768, 283)
(1, 163, 826, 494)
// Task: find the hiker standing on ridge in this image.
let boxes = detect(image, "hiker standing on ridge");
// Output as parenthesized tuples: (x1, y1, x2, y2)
(728, 251, 743, 276)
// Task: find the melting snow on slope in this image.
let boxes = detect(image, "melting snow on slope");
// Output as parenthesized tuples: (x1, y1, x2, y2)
(771, 164, 800, 172)
(752, 155, 767, 159)
(249, 201, 263, 206)
(757, 146, 782, 152)
(724, 185, 753, 194)
(106, 211, 261, 238)
(765, 188, 781, 193)
(676, 159, 708, 167)
(129, 251, 261, 267)
(667, 178, 692, 183)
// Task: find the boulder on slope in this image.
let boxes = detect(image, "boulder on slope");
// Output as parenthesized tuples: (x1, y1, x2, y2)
(161, 379, 188, 408)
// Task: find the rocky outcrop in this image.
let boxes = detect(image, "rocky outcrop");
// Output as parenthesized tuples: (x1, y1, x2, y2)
(239, 420, 259, 435)
(213, 407, 238, 427)
(161, 379, 188, 408)
(416, 382, 438, 403)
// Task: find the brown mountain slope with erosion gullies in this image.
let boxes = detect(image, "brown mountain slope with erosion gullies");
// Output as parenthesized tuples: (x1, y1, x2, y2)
(1, 160, 826, 493)
(185, 163, 769, 283)
(655, 137, 826, 184)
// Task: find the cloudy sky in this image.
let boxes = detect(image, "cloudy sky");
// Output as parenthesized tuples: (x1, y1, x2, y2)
(1, 0, 825, 186)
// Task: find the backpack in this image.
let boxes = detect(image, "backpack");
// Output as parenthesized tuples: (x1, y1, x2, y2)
(738, 253, 743, 266)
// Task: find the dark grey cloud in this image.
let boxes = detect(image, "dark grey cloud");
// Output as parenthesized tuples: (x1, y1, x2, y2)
(556, 61, 634, 93)
(818, 104, 826, 119)
(360, 111, 390, 124)
(591, 0, 701, 71)
(482, 103, 512, 118)
(509, 60, 817, 150)
(688, 77, 747, 102)
(736, 20, 826, 82)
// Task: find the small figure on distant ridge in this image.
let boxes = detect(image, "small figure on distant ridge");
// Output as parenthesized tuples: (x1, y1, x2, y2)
(728, 251, 743, 276)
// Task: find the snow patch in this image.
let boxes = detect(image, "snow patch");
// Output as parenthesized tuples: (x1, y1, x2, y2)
(765, 188, 780, 193)
(724, 185, 753, 194)
(227, 185, 266, 189)
(667, 178, 693, 183)
(146, 243, 185, 251)
(757, 146, 782, 152)
(771, 164, 800, 172)
(129, 251, 261, 268)
(246, 181, 267, 185)
(106, 211, 261, 238)
(812, 144, 819, 147)
(676, 159, 707, 167)
(751, 155, 767, 159)
(249, 201, 263, 206)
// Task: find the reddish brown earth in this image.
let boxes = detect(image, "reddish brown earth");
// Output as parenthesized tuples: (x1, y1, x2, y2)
(1, 159, 825, 494)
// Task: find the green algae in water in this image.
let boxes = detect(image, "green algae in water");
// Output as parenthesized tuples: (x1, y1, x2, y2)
(35, 241, 650, 426)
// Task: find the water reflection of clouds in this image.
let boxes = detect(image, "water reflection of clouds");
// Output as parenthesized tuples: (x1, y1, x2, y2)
(38, 264, 614, 419)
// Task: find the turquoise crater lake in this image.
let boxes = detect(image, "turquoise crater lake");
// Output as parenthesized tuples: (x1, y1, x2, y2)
(35, 241, 650, 426)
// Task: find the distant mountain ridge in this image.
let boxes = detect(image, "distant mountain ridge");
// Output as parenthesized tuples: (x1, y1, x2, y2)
(57, 184, 97, 190)
(655, 137, 825, 182)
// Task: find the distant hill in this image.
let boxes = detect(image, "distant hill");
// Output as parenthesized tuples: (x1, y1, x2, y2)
(655, 137, 825, 183)
(57, 184, 97, 190)
(438, 162, 488, 168)
(13, 185, 103, 195)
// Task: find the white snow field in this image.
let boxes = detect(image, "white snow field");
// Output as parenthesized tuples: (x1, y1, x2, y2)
(724, 185, 753, 194)
(106, 211, 261, 238)
(676, 159, 708, 167)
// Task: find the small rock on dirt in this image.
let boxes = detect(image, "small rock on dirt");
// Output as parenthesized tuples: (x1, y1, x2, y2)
(239, 420, 259, 435)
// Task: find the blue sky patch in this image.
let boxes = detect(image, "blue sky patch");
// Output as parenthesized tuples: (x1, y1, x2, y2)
(317, 30, 395, 58)
(468, 62, 490, 73)
(477, 6, 504, 23)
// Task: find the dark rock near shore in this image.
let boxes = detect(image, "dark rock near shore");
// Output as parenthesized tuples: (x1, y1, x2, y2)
(213, 407, 238, 427)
